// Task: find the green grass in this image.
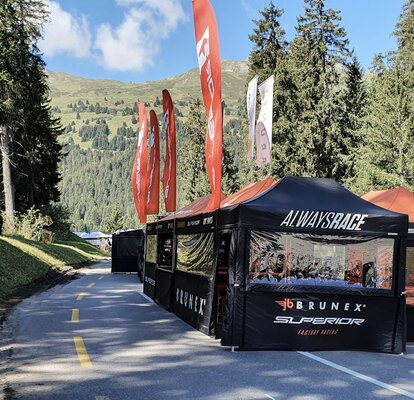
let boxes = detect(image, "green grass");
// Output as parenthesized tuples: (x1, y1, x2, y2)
(0, 235, 106, 301)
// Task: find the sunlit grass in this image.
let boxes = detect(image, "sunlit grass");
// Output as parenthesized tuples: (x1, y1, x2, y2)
(0, 236, 106, 300)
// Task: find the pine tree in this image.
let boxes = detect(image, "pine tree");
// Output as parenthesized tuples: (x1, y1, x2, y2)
(352, 59, 414, 193)
(289, 0, 352, 180)
(395, 0, 414, 74)
(340, 55, 367, 186)
(248, 1, 287, 81)
(179, 98, 210, 204)
(106, 206, 125, 233)
(0, 0, 62, 214)
(222, 120, 242, 195)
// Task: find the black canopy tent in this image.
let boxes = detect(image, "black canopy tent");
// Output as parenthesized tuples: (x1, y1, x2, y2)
(170, 182, 275, 336)
(218, 176, 408, 353)
(143, 196, 213, 309)
(143, 193, 234, 334)
(111, 229, 145, 274)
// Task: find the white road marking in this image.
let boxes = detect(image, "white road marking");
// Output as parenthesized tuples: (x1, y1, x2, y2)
(298, 351, 414, 399)
(139, 292, 155, 303)
(265, 394, 276, 400)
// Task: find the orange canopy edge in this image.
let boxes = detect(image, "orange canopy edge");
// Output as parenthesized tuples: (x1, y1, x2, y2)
(362, 187, 414, 224)
(160, 192, 226, 221)
(221, 178, 277, 208)
(158, 178, 277, 222)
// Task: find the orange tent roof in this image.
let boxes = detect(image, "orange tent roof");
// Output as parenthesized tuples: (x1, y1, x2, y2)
(362, 187, 414, 223)
(221, 178, 277, 208)
(159, 179, 277, 222)
(160, 193, 226, 221)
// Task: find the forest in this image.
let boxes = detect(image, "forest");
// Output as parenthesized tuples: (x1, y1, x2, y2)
(2, 0, 414, 234)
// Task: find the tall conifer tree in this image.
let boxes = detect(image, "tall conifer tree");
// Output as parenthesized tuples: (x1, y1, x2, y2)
(340, 55, 367, 185)
(0, 0, 62, 214)
(179, 99, 210, 205)
(289, 0, 352, 180)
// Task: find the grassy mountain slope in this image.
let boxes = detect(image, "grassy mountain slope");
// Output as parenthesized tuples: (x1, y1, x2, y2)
(49, 61, 248, 232)
(49, 60, 248, 148)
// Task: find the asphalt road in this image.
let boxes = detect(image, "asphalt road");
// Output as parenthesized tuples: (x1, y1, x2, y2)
(1, 260, 414, 400)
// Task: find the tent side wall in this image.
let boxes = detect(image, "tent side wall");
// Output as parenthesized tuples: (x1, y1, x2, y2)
(172, 212, 218, 335)
(407, 234, 414, 341)
(221, 227, 247, 346)
(362, 188, 414, 342)
(143, 224, 157, 299)
(222, 227, 407, 353)
(143, 221, 175, 307)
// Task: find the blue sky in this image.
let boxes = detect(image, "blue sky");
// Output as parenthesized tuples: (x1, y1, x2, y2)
(39, 0, 407, 83)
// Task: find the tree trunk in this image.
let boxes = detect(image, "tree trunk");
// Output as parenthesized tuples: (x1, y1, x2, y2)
(0, 124, 15, 215)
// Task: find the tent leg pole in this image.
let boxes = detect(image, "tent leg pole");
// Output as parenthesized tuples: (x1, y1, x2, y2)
(231, 346, 235, 353)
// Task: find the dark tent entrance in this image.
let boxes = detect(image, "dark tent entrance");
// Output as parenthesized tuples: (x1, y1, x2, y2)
(144, 220, 174, 308)
(144, 177, 408, 353)
(111, 229, 145, 275)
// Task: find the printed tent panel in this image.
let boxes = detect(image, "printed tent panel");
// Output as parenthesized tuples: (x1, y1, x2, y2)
(362, 186, 414, 341)
(218, 176, 408, 353)
(166, 193, 225, 334)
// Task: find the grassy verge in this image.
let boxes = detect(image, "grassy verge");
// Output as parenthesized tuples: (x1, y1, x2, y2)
(0, 235, 106, 302)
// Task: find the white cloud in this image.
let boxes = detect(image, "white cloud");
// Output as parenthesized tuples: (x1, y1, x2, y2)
(95, 0, 187, 72)
(39, 0, 187, 73)
(116, 0, 186, 34)
(40, 1, 92, 58)
(241, 0, 261, 18)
